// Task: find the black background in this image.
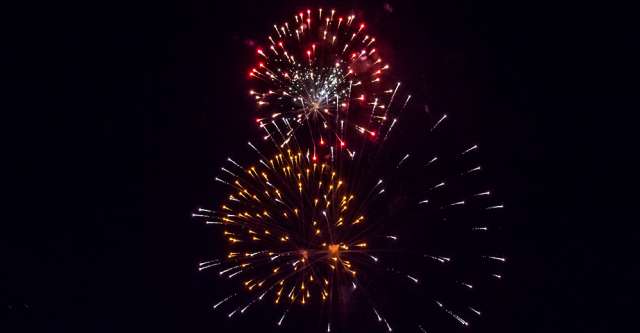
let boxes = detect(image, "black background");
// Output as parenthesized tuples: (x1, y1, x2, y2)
(4, 0, 634, 332)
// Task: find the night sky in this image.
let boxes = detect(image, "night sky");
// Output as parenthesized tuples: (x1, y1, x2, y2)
(5, 0, 632, 332)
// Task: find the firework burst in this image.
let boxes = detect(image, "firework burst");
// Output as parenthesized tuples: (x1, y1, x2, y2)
(249, 8, 407, 157)
(198, 146, 382, 317)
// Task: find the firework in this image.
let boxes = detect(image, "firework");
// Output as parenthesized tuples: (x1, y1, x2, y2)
(198, 146, 378, 320)
(195, 130, 506, 332)
(249, 8, 406, 157)
(194, 6, 507, 333)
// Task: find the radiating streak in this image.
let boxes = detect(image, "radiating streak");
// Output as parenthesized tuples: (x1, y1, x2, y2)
(227, 157, 242, 169)
(492, 273, 502, 279)
(461, 144, 478, 155)
(199, 259, 219, 266)
(373, 307, 383, 321)
(431, 114, 447, 131)
(425, 156, 438, 166)
(469, 307, 482, 316)
(221, 167, 238, 177)
(240, 301, 252, 314)
(192, 213, 208, 218)
(214, 177, 229, 185)
(197, 208, 214, 213)
(425, 255, 450, 263)
(384, 318, 393, 332)
(213, 294, 235, 309)
(435, 300, 469, 326)
(397, 154, 410, 168)
(486, 204, 504, 210)
(418, 325, 427, 333)
(219, 265, 240, 275)
(472, 226, 488, 231)
(247, 141, 263, 157)
(463, 166, 482, 174)
(474, 191, 491, 197)
(228, 270, 243, 278)
(484, 256, 506, 262)
(386, 235, 398, 240)
(277, 310, 288, 326)
(370, 255, 379, 262)
(460, 282, 473, 289)
(449, 200, 465, 206)
(198, 262, 221, 271)
(418, 199, 429, 204)
(407, 275, 419, 283)
(383, 118, 398, 141)
(430, 182, 445, 190)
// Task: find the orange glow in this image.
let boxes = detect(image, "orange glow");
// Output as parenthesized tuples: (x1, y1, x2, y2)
(328, 244, 340, 257)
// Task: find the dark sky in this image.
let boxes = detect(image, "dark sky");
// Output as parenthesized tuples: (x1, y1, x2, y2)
(5, 0, 633, 332)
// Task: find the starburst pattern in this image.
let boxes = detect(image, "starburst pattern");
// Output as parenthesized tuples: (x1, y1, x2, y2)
(249, 8, 407, 157)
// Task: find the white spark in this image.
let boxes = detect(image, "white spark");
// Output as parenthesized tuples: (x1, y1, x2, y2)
(431, 114, 447, 131)
(426, 156, 438, 166)
(214, 177, 229, 185)
(484, 256, 506, 262)
(397, 153, 410, 168)
(219, 265, 240, 275)
(463, 166, 482, 174)
(227, 157, 242, 168)
(228, 270, 243, 278)
(212, 294, 235, 309)
(373, 308, 383, 321)
(277, 310, 287, 326)
(461, 144, 478, 155)
(384, 318, 393, 332)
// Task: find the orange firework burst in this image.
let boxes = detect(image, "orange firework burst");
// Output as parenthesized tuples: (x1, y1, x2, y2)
(200, 147, 379, 317)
